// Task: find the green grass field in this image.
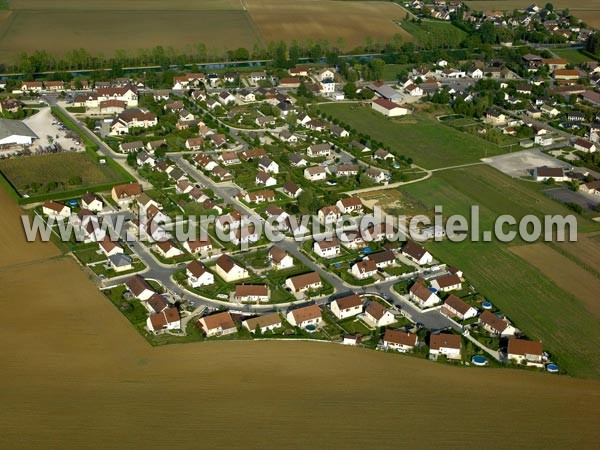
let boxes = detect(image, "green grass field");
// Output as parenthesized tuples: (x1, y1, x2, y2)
(398, 165, 600, 378)
(552, 48, 595, 65)
(319, 103, 505, 169)
(400, 20, 467, 49)
(0, 152, 125, 196)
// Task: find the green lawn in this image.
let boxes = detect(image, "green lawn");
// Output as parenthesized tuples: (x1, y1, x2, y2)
(382, 64, 412, 81)
(318, 103, 505, 169)
(552, 48, 594, 65)
(398, 165, 600, 378)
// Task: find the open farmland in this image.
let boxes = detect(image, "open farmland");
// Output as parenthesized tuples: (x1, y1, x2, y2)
(555, 232, 600, 274)
(0, 0, 414, 63)
(319, 103, 505, 169)
(509, 243, 600, 320)
(0, 182, 599, 448)
(9, 0, 244, 10)
(396, 165, 600, 378)
(246, 0, 412, 50)
(0, 10, 261, 63)
(0, 152, 125, 197)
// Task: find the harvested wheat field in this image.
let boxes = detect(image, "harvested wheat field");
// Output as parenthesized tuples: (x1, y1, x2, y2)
(244, 0, 412, 50)
(9, 0, 245, 10)
(555, 232, 600, 275)
(0, 10, 261, 62)
(509, 243, 600, 320)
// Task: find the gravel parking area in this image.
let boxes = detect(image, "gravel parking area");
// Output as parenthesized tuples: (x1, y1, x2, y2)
(482, 149, 570, 178)
(24, 107, 84, 153)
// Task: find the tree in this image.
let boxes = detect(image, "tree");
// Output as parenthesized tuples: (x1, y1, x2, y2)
(343, 82, 357, 99)
(297, 189, 314, 213)
(545, 2, 554, 12)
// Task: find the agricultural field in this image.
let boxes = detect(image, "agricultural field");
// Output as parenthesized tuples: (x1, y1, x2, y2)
(0, 10, 261, 63)
(0, 185, 599, 449)
(9, 0, 244, 10)
(552, 48, 595, 65)
(246, 0, 412, 50)
(319, 103, 505, 169)
(0, 0, 415, 63)
(0, 152, 125, 197)
(397, 165, 600, 378)
(509, 243, 600, 320)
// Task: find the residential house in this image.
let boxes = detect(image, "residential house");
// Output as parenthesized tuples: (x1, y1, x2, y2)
(198, 311, 237, 337)
(255, 171, 277, 186)
(108, 253, 133, 273)
(409, 279, 441, 308)
(442, 294, 478, 320)
(330, 294, 363, 320)
(126, 275, 155, 301)
(42, 200, 71, 218)
(215, 255, 249, 282)
(314, 238, 341, 259)
(507, 338, 543, 364)
(479, 310, 517, 337)
(242, 313, 283, 334)
(289, 154, 308, 167)
(183, 238, 212, 255)
(268, 246, 294, 269)
(574, 138, 597, 153)
(285, 272, 322, 293)
(235, 285, 269, 303)
(136, 151, 155, 167)
(286, 304, 322, 328)
(186, 260, 214, 287)
(402, 241, 433, 265)
(336, 197, 363, 214)
(307, 143, 332, 158)
(430, 274, 462, 292)
(383, 329, 418, 352)
(185, 137, 204, 150)
(244, 189, 275, 204)
(99, 237, 123, 257)
(81, 192, 103, 212)
(373, 148, 394, 161)
(365, 168, 387, 183)
(351, 259, 378, 279)
(154, 240, 184, 259)
(429, 333, 462, 360)
(334, 164, 360, 178)
(283, 180, 303, 198)
(218, 90, 236, 105)
(304, 166, 327, 181)
(258, 156, 279, 173)
(147, 307, 181, 333)
(318, 205, 340, 225)
(363, 301, 396, 327)
(364, 250, 395, 269)
(484, 109, 506, 125)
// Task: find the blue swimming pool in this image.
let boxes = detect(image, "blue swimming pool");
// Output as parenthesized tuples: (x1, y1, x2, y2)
(546, 364, 559, 373)
(482, 302, 493, 310)
(472, 355, 488, 366)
